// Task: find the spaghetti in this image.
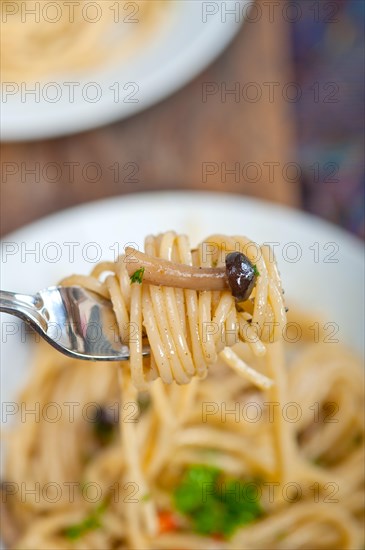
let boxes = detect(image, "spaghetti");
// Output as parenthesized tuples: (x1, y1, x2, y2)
(0, 1, 170, 81)
(2, 232, 364, 550)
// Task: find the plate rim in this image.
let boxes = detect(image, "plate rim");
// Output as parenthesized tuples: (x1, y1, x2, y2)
(1, 190, 363, 258)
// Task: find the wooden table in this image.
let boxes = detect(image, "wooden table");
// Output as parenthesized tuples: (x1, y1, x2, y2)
(0, 1, 300, 237)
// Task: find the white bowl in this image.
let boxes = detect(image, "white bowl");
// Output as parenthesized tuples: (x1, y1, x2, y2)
(1, 1, 248, 141)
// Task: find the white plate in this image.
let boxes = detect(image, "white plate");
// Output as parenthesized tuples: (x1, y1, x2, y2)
(1, 190, 364, 398)
(1, 191, 364, 548)
(1, 1, 248, 141)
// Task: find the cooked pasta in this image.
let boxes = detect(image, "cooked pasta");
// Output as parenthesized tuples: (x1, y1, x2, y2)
(1, 232, 364, 550)
(0, 1, 170, 81)
(60, 233, 287, 390)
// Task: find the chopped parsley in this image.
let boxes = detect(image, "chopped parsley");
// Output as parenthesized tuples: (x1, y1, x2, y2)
(253, 264, 260, 277)
(64, 502, 106, 540)
(130, 267, 145, 284)
(173, 465, 262, 539)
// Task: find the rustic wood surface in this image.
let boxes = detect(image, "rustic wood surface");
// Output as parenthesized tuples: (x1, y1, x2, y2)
(0, 1, 300, 237)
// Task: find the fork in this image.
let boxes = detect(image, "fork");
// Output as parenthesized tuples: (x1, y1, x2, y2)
(0, 287, 150, 361)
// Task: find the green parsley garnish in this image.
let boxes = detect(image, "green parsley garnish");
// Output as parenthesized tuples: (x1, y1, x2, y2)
(173, 465, 262, 539)
(253, 264, 260, 277)
(130, 267, 145, 284)
(64, 502, 106, 540)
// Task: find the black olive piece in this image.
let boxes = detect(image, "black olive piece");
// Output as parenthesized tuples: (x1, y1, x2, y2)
(225, 252, 258, 302)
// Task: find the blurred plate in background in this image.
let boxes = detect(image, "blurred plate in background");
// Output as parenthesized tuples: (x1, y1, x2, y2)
(1, 1, 248, 141)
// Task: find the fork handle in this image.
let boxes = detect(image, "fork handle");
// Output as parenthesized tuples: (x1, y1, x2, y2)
(0, 290, 44, 327)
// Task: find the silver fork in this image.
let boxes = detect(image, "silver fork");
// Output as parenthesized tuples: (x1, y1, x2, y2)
(0, 287, 150, 361)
